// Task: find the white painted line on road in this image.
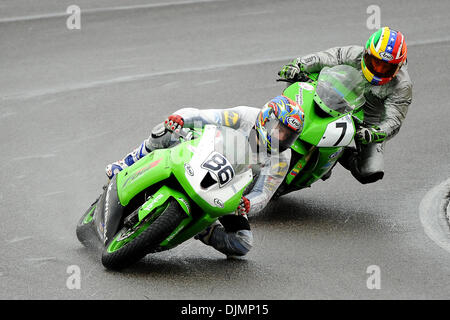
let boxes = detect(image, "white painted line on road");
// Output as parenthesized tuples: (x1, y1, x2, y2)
(1, 56, 295, 101)
(195, 80, 220, 86)
(0, 112, 16, 119)
(237, 10, 271, 17)
(409, 38, 450, 47)
(12, 154, 56, 161)
(0, 0, 224, 23)
(41, 191, 65, 197)
(419, 179, 450, 253)
(25, 257, 57, 262)
(2, 37, 448, 101)
(7, 236, 33, 244)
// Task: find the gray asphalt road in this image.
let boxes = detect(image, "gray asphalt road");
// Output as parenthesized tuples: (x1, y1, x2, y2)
(1, 0, 449, 300)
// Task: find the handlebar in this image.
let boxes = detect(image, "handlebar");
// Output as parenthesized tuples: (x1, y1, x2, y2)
(173, 127, 194, 141)
(276, 72, 317, 84)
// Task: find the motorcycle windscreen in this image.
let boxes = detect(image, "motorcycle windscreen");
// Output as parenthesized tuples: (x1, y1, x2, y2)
(211, 125, 255, 176)
(315, 65, 366, 114)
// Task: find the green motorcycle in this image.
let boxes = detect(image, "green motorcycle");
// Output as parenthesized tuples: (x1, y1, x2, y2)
(274, 65, 367, 197)
(76, 125, 253, 270)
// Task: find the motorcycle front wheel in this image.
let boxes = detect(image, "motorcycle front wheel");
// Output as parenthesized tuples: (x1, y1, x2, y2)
(101, 198, 185, 270)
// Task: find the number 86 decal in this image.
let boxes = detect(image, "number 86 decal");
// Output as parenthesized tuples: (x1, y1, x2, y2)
(201, 152, 235, 187)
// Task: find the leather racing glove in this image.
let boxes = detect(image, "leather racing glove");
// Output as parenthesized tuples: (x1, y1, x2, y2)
(236, 196, 250, 216)
(355, 125, 387, 145)
(164, 114, 184, 133)
(278, 59, 309, 81)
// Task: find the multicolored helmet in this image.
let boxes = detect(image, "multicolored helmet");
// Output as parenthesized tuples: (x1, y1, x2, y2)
(255, 95, 304, 153)
(362, 26, 407, 85)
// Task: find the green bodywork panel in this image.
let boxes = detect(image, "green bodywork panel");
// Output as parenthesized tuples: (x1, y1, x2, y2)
(284, 81, 338, 146)
(281, 77, 365, 191)
(137, 185, 192, 221)
(112, 127, 252, 250)
(117, 149, 173, 207)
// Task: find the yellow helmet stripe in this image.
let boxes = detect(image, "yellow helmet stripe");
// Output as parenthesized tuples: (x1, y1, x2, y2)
(379, 27, 391, 52)
(361, 59, 374, 82)
(371, 27, 390, 59)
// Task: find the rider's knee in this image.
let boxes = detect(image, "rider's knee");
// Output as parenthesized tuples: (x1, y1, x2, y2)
(232, 229, 253, 256)
(210, 227, 253, 257)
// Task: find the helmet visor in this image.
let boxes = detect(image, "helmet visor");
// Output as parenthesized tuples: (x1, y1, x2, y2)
(267, 120, 300, 152)
(364, 52, 400, 78)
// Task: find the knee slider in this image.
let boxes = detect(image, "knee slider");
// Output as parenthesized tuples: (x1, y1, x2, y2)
(233, 229, 253, 255)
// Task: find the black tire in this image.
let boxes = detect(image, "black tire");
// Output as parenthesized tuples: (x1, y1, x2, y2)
(76, 196, 101, 248)
(101, 199, 185, 270)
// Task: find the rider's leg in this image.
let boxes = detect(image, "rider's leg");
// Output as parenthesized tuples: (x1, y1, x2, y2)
(357, 141, 385, 183)
(195, 214, 253, 258)
(105, 123, 177, 179)
(339, 142, 385, 184)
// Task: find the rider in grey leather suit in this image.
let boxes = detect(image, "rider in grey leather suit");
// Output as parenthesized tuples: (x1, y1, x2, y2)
(278, 27, 412, 184)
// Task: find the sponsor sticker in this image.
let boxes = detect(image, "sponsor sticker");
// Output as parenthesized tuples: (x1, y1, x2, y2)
(287, 116, 302, 130)
(178, 197, 191, 213)
(298, 82, 314, 91)
(121, 158, 161, 188)
(329, 150, 343, 159)
(214, 198, 224, 208)
(184, 163, 194, 176)
(143, 193, 164, 212)
(103, 183, 113, 244)
(222, 111, 240, 128)
(295, 93, 303, 107)
(379, 51, 394, 61)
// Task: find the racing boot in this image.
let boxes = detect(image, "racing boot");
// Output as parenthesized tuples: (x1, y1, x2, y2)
(338, 147, 358, 171)
(105, 140, 150, 179)
(338, 146, 383, 184)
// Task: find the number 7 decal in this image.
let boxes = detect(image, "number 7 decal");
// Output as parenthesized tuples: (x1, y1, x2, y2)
(333, 122, 347, 146)
(317, 116, 354, 147)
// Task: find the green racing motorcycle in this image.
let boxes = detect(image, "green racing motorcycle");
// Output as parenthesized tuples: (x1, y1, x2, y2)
(77, 125, 253, 270)
(273, 64, 367, 197)
(76, 65, 367, 270)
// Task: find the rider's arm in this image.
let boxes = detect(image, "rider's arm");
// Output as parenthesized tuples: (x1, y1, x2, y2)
(295, 45, 364, 73)
(245, 150, 291, 215)
(378, 72, 413, 140)
(173, 107, 222, 128)
(172, 106, 258, 130)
